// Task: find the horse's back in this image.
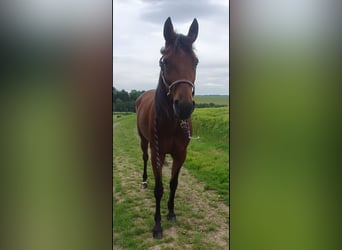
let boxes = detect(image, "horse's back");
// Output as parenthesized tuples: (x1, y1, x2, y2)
(136, 90, 155, 141)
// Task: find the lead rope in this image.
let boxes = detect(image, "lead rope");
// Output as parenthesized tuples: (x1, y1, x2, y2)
(154, 118, 199, 169)
(180, 119, 200, 140)
(153, 117, 162, 169)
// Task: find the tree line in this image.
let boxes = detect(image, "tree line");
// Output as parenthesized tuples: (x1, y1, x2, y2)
(112, 87, 145, 112)
(113, 86, 227, 112)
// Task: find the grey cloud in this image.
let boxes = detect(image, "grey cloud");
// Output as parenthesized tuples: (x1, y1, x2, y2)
(140, 0, 225, 24)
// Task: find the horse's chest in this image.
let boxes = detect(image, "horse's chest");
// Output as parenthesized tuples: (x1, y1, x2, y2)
(158, 128, 189, 153)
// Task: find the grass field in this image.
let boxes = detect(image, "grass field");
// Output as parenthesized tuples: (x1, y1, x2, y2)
(187, 107, 229, 204)
(194, 95, 229, 106)
(113, 107, 229, 249)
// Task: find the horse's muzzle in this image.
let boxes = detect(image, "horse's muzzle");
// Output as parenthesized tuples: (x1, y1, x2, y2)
(173, 100, 195, 120)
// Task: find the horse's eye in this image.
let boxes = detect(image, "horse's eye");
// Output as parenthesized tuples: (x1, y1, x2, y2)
(159, 57, 169, 68)
(194, 58, 199, 67)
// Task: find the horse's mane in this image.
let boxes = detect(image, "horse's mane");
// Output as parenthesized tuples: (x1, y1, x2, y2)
(154, 75, 173, 120)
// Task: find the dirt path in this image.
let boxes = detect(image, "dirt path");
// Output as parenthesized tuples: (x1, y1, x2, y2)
(114, 151, 229, 249)
(163, 157, 229, 249)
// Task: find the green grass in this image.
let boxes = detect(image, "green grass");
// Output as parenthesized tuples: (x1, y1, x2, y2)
(186, 107, 229, 204)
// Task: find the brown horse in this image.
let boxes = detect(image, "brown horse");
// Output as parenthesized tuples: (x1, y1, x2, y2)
(136, 17, 199, 239)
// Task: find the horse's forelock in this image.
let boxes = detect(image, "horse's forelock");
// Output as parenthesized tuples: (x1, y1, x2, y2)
(161, 35, 194, 55)
(174, 35, 193, 52)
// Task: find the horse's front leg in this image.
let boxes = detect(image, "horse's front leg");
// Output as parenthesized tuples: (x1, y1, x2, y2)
(151, 153, 165, 239)
(167, 152, 186, 222)
(153, 177, 163, 239)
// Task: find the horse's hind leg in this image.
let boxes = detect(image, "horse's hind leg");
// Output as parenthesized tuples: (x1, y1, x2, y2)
(140, 135, 148, 189)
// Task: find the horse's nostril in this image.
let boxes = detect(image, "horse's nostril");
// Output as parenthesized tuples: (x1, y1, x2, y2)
(174, 100, 179, 107)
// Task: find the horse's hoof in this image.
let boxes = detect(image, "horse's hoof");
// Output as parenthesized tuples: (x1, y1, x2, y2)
(140, 182, 147, 189)
(152, 229, 163, 239)
(167, 214, 176, 222)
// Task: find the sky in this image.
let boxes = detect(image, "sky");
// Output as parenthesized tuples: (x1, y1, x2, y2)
(113, 0, 229, 95)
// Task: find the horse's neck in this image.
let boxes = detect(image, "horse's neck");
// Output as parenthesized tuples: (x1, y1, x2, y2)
(154, 78, 177, 124)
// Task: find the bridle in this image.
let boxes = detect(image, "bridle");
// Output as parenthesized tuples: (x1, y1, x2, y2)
(159, 56, 195, 97)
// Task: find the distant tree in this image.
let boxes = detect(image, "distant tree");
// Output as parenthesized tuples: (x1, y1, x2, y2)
(112, 87, 145, 112)
(129, 89, 144, 101)
(116, 89, 129, 102)
(115, 99, 125, 112)
(128, 100, 136, 112)
(112, 86, 117, 102)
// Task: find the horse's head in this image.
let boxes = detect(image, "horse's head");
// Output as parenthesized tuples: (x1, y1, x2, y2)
(159, 17, 199, 120)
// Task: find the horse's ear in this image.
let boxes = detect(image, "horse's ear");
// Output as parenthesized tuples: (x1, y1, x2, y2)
(163, 17, 176, 43)
(187, 18, 198, 43)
